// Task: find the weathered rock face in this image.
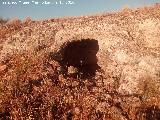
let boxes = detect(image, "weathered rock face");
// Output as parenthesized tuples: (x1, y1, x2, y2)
(0, 5, 160, 95)
(51, 5, 160, 94)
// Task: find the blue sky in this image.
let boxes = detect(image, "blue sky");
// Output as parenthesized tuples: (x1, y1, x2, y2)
(0, 0, 160, 20)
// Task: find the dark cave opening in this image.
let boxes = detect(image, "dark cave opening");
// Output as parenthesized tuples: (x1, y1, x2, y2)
(59, 39, 100, 79)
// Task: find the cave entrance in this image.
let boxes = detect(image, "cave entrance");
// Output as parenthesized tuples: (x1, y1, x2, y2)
(61, 39, 100, 79)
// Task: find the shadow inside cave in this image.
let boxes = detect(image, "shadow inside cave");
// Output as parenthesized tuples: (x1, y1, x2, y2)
(51, 39, 101, 79)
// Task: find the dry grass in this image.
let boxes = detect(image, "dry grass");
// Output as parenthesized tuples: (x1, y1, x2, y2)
(0, 18, 22, 39)
(0, 51, 159, 119)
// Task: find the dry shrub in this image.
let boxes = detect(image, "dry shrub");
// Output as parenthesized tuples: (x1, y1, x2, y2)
(122, 4, 130, 12)
(0, 29, 9, 39)
(0, 51, 79, 119)
(135, 76, 160, 120)
(6, 18, 21, 26)
(23, 17, 32, 25)
(0, 51, 105, 119)
(0, 18, 8, 25)
(0, 52, 51, 119)
(0, 18, 22, 39)
(138, 76, 160, 102)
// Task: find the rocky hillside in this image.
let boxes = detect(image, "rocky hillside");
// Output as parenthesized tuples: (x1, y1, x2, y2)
(0, 4, 160, 120)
